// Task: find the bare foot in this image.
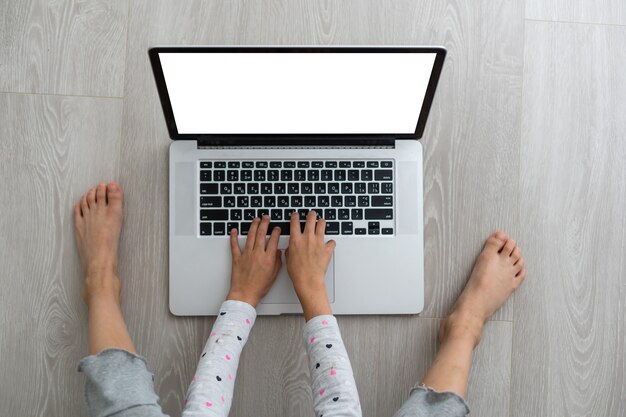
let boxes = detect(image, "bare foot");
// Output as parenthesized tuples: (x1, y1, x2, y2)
(73, 182, 124, 305)
(440, 231, 526, 347)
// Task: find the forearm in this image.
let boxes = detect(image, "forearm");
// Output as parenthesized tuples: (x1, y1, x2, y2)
(182, 300, 256, 416)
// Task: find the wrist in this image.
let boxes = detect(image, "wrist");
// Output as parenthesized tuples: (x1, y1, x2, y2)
(297, 290, 332, 321)
(226, 290, 260, 308)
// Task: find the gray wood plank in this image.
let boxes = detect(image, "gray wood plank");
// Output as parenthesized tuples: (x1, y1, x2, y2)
(117, 0, 523, 415)
(0, 92, 123, 416)
(526, 0, 626, 26)
(512, 21, 626, 417)
(0, 0, 128, 97)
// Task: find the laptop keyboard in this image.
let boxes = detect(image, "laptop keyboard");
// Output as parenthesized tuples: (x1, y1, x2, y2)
(198, 160, 394, 236)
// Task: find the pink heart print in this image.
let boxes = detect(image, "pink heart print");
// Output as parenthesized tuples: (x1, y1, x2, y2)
(205, 402, 212, 407)
(330, 369, 337, 376)
(245, 318, 251, 324)
(319, 389, 325, 396)
(310, 337, 315, 343)
(225, 355, 231, 360)
(321, 320, 329, 325)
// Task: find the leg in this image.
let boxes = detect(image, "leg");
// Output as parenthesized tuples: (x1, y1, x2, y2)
(393, 231, 526, 417)
(74, 182, 135, 355)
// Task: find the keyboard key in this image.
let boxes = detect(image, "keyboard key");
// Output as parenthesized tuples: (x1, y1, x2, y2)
(331, 196, 343, 207)
(372, 196, 393, 207)
(200, 161, 212, 169)
(382, 182, 393, 194)
(307, 170, 319, 181)
(224, 197, 236, 207)
(215, 161, 226, 168)
(200, 222, 212, 235)
(228, 161, 240, 168)
(268, 170, 279, 181)
(284, 208, 297, 219)
(214, 222, 226, 235)
(268, 222, 291, 235)
(321, 170, 333, 181)
(294, 170, 306, 181)
(271, 209, 283, 220)
(281, 170, 293, 181)
(254, 170, 266, 181)
(241, 222, 251, 235)
(247, 183, 259, 194)
(291, 196, 303, 207)
(297, 161, 310, 168)
(358, 196, 370, 207)
(375, 170, 393, 180)
(288, 183, 299, 194)
(305, 196, 316, 207)
(270, 161, 282, 168)
(326, 222, 340, 235)
(361, 170, 372, 181)
(251, 196, 262, 207)
(318, 196, 330, 207)
(231, 209, 242, 220)
(297, 209, 309, 218)
(264, 196, 276, 207)
(368, 221, 380, 235)
(261, 184, 272, 194)
(237, 196, 249, 207)
(381, 161, 393, 168)
(334, 170, 346, 181)
(348, 170, 359, 181)
(234, 183, 246, 194)
(200, 196, 221, 207)
(200, 183, 219, 194)
(277, 196, 290, 207)
(339, 161, 351, 168)
(338, 209, 350, 220)
(258, 209, 270, 217)
(325, 208, 337, 220)
(351, 208, 363, 220)
(312, 161, 324, 168)
(355, 228, 366, 235)
(368, 183, 380, 194)
(214, 170, 225, 181)
(200, 170, 211, 181)
(325, 161, 337, 168)
(244, 209, 256, 220)
(201, 209, 229, 220)
(274, 183, 286, 194)
(328, 183, 340, 194)
(241, 170, 253, 181)
(367, 161, 379, 168)
(315, 183, 326, 194)
(355, 183, 366, 194)
(341, 222, 354, 235)
(227, 222, 239, 233)
(255, 161, 268, 168)
(382, 228, 394, 235)
(220, 184, 232, 194)
(302, 183, 313, 194)
(242, 161, 254, 168)
(345, 196, 356, 207)
(365, 209, 393, 220)
(341, 183, 353, 194)
(284, 161, 296, 168)
(353, 161, 365, 168)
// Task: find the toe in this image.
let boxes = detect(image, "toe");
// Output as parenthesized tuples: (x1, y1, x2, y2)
(501, 239, 516, 256)
(516, 266, 526, 281)
(514, 258, 525, 274)
(485, 231, 507, 252)
(511, 247, 521, 262)
(86, 187, 97, 208)
(106, 182, 123, 209)
(80, 195, 89, 214)
(96, 183, 107, 205)
(73, 203, 82, 223)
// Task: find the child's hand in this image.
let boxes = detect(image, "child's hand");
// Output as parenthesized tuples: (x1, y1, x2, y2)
(285, 211, 336, 320)
(227, 216, 282, 307)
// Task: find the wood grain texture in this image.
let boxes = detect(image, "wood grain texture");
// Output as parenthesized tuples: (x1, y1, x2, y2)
(0, 0, 128, 97)
(511, 21, 626, 417)
(526, 0, 626, 26)
(0, 93, 122, 416)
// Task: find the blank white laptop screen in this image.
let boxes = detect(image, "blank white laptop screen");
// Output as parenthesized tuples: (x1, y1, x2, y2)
(158, 52, 437, 134)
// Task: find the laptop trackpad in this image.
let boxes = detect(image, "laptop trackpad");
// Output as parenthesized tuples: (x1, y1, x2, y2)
(261, 252, 335, 305)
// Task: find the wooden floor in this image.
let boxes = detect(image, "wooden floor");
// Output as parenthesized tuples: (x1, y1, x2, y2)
(1, 1, 624, 416)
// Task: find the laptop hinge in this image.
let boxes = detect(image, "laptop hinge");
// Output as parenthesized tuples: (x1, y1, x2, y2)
(196, 136, 396, 148)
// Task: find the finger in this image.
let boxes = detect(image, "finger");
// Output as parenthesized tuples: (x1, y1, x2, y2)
(266, 225, 281, 252)
(304, 210, 317, 237)
(325, 239, 337, 253)
(244, 218, 260, 251)
(290, 212, 301, 238)
(254, 215, 270, 250)
(230, 227, 241, 260)
(272, 250, 282, 277)
(316, 218, 326, 240)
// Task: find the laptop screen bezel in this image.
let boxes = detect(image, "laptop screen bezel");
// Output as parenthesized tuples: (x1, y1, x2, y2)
(148, 46, 446, 141)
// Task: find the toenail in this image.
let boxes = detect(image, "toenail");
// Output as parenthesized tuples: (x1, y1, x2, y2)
(108, 184, 119, 192)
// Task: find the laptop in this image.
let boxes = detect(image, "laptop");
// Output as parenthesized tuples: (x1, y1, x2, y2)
(148, 46, 446, 316)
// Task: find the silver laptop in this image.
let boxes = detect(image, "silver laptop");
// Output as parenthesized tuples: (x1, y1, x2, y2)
(149, 46, 446, 316)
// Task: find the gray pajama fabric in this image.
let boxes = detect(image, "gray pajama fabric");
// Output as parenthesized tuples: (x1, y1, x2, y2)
(78, 301, 470, 417)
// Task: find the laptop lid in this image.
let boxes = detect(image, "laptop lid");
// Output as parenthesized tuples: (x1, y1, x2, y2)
(149, 46, 446, 143)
